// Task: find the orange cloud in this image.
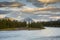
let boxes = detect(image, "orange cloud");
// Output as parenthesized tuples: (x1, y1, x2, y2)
(21, 7, 60, 12)
(38, 0, 60, 3)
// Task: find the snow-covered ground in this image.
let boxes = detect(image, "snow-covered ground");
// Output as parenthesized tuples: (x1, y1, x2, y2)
(0, 27, 60, 40)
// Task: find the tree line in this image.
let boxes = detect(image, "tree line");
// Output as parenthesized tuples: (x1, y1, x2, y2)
(41, 20, 60, 27)
(0, 19, 44, 29)
(0, 19, 60, 30)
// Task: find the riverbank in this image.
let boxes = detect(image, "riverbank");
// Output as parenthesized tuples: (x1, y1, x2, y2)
(0, 27, 45, 31)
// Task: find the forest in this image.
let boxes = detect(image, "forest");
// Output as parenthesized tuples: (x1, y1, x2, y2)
(0, 19, 60, 30)
(0, 19, 44, 30)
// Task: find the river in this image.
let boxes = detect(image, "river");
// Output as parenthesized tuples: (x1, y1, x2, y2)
(0, 27, 60, 40)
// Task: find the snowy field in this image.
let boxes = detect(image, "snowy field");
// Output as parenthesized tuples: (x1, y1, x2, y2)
(0, 27, 60, 40)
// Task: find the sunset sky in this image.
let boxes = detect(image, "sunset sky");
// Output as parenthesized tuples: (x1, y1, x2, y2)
(0, 0, 60, 21)
(0, 0, 60, 8)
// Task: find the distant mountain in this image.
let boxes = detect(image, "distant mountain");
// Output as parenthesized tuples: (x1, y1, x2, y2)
(4, 17, 17, 21)
(20, 17, 34, 22)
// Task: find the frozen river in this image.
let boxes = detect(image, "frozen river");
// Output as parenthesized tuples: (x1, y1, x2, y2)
(0, 27, 60, 40)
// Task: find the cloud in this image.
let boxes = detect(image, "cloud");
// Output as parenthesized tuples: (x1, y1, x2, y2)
(21, 7, 35, 12)
(21, 7, 60, 12)
(38, 0, 60, 3)
(21, 8, 34, 12)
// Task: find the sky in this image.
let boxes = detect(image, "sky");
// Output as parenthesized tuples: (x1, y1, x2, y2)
(0, 0, 59, 7)
(0, 0, 60, 12)
(0, 0, 59, 2)
(0, 0, 60, 21)
(0, 0, 60, 3)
